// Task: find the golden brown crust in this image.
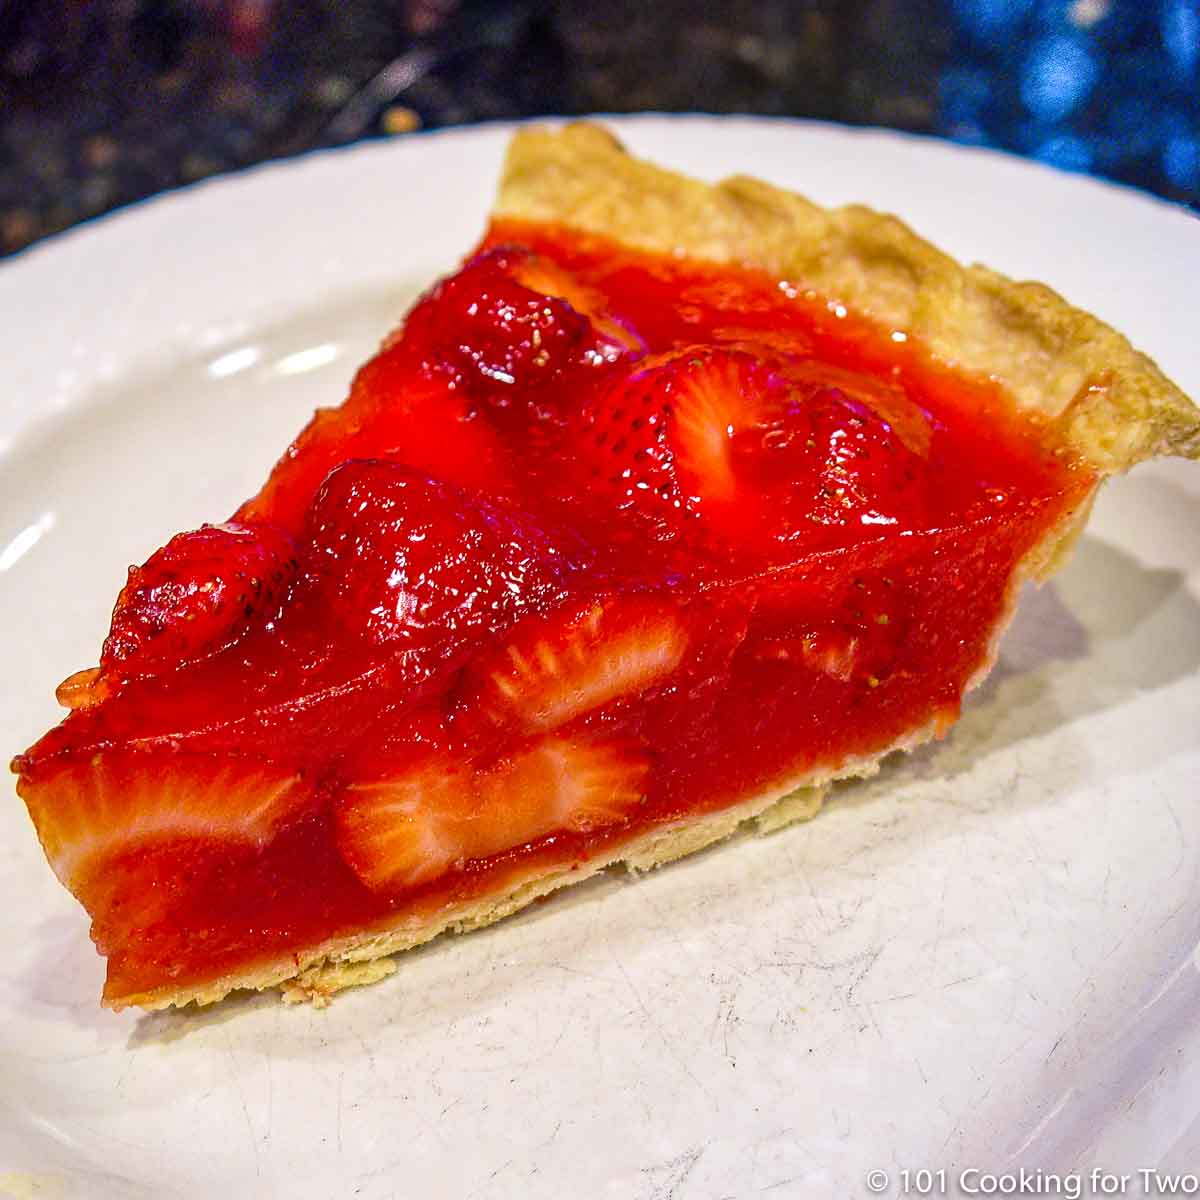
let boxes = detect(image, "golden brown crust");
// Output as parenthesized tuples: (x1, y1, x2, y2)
(495, 122, 1200, 474)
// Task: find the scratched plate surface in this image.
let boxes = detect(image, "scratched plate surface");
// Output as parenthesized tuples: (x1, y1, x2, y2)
(1, 118, 1199, 1198)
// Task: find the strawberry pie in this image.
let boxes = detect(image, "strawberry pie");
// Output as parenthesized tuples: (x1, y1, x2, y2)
(14, 124, 1200, 1010)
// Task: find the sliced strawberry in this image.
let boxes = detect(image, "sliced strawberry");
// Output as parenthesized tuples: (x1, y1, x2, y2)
(19, 752, 307, 892)
(569, 358, 689, 534)
(242, 354, 511, 530)
(669, 348, 785, 503)
(101, 521, 297, 677)
(774, 386, 931, 531)
(460, 595, 689, 733)
(502, 735, 649, 834)
(662, 347, 931, 534)
(335, 759, 475, 891)
(335, 735, 649, 894)
(304, 461, 568, 656)
(568, 348, 778, 534)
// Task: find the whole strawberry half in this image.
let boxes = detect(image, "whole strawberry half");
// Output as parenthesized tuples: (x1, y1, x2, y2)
(743, 369, 933, 538)
(102, 521, 298, 677)
(504, 252, 644, 361)
(404, 247, 637, 411)
(303, 460, 571, 658)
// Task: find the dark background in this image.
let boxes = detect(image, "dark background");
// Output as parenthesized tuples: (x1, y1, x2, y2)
(1, 0, 1198, 258)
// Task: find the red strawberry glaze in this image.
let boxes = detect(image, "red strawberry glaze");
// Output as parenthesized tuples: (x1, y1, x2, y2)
(14, 222, 1096, 1005)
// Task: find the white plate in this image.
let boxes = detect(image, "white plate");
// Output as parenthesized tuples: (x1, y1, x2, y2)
(2, 116, 1199, 1199)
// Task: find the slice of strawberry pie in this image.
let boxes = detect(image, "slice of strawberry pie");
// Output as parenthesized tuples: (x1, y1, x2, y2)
(14, 124, 1200, 1011)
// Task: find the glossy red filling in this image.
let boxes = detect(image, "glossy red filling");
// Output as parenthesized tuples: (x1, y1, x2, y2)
(14, 221, 1095, 1004)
